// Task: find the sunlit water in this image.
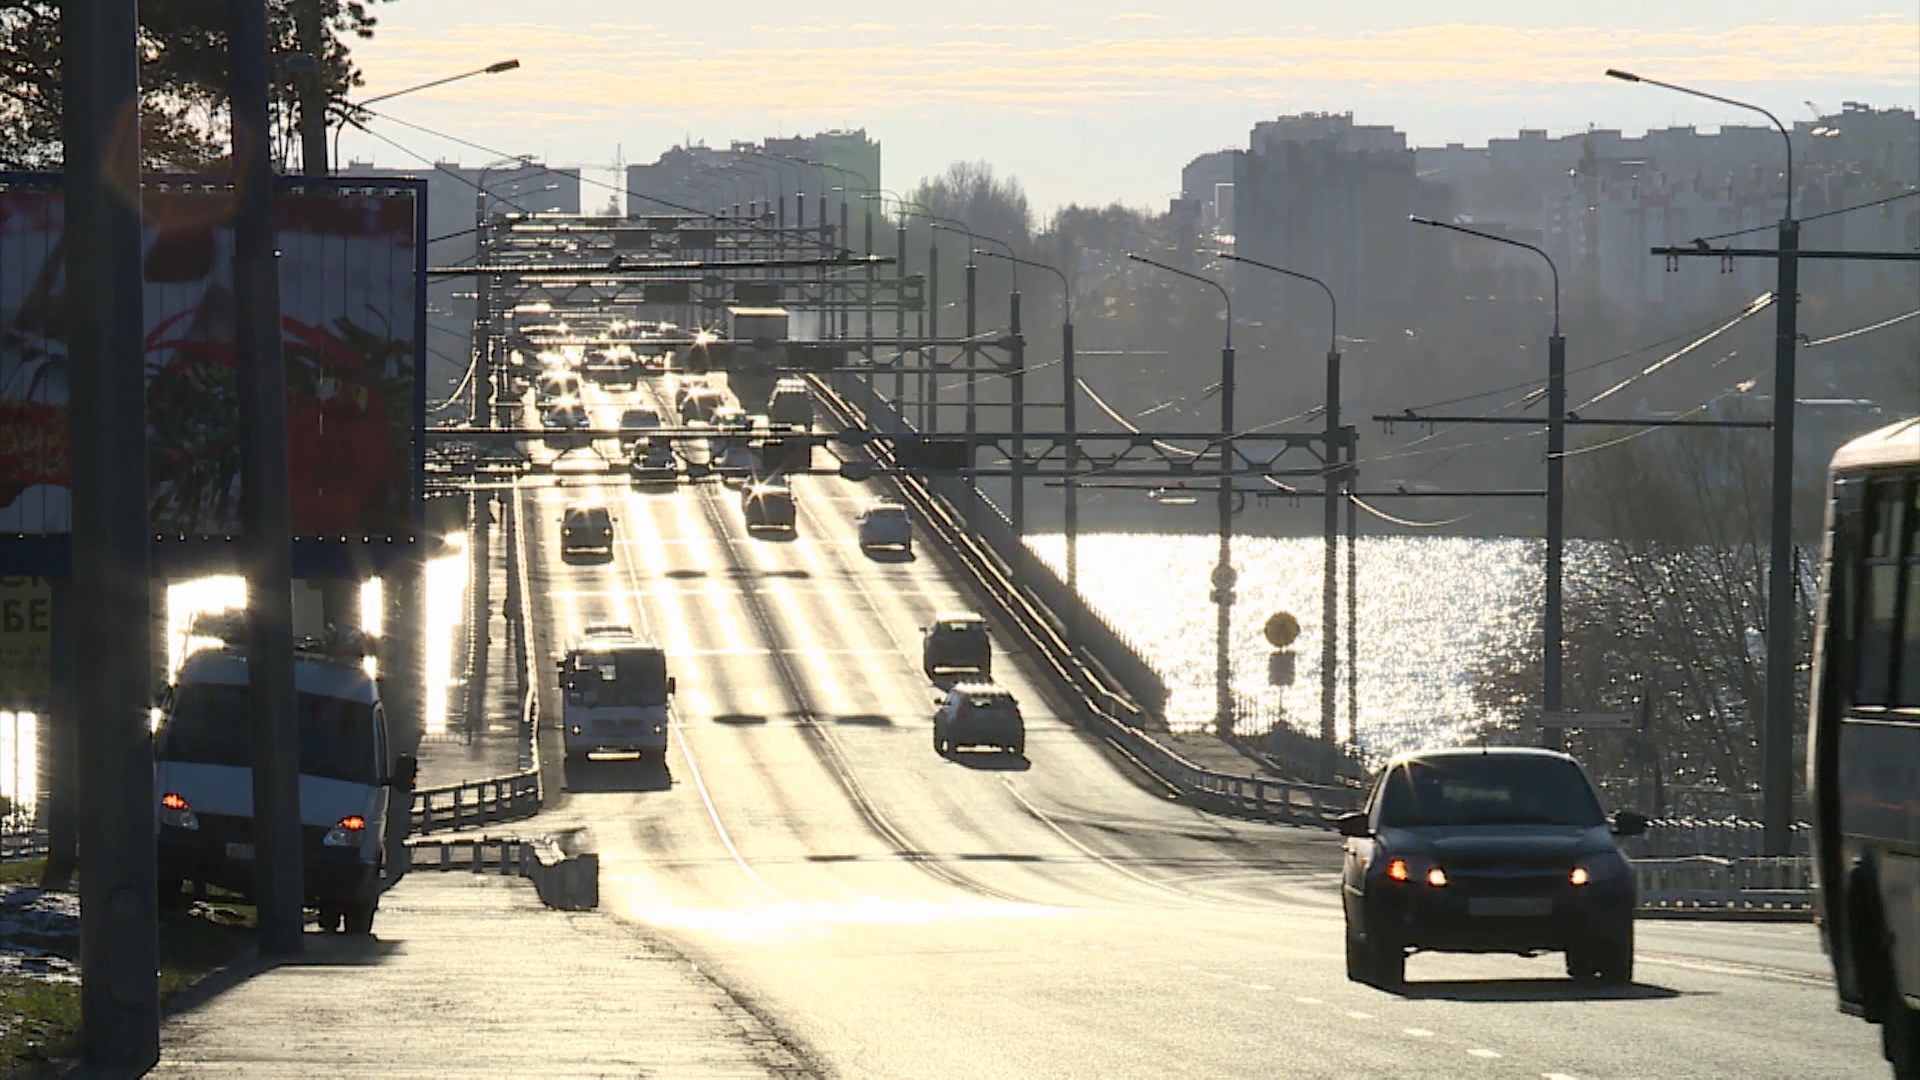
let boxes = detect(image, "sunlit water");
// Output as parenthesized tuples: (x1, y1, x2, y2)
(1026, 533, 1542, 759)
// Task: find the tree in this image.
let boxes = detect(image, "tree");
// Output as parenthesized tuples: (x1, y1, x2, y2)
(0, 1, 391, 171)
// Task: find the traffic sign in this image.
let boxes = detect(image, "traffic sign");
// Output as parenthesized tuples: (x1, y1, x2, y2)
(1539, 711, 1633, 729)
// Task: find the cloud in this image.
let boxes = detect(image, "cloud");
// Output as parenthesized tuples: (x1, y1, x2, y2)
(352, 18, 1920, 118)
(1111, 12, 1163, 20)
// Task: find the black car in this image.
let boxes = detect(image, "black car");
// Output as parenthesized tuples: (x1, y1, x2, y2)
(1338, 747, 1648, 988)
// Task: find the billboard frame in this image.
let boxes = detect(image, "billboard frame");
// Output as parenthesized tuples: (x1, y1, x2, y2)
(0, 172, 428, 579)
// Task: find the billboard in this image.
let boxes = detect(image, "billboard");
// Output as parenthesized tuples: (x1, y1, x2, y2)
(0, 175, 425, 573)
(0, 576, 50, 707)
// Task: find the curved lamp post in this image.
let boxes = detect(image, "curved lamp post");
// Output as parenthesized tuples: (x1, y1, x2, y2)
(1408, 215, 1564, 751)
(1127, 252, 1237, 735)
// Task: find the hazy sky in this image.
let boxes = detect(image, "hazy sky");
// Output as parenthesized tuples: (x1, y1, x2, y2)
(335, 0, 1920, 216)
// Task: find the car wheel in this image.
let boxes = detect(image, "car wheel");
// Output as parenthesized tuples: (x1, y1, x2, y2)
(318, 905, 344, 933)
(1370, 935, 1405, 987)
(1344, 922, 1371, 984)
(1011, 740, 1025, 756)
(343, 900, 376, 936)
(1884, 985, 1920, 1078)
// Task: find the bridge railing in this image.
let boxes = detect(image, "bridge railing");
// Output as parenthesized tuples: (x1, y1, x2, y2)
(404, 832, 597, 911)
(1632, 855, 1814, 916)
(814, 373, 1359, 828)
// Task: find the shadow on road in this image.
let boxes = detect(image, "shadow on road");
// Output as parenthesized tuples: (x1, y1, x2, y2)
(748, 529, 799, 544)
(1393, 977, 1684, 1003)
(862, 547, 917, 564)
(950, 750, 1032, 772)
(664, 568, 706, 579)
(559, 551, 615, 567)
(832, 713, 894, 726)
(562, 754, 673, 793)
(713, 713, 769, 725)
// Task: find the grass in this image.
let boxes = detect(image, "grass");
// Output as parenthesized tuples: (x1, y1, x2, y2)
(0, 861, 258, 1074)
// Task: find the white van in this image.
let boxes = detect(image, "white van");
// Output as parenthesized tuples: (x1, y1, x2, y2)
(153, 639, 416, 935)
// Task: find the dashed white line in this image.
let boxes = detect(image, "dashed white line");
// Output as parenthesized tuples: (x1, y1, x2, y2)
(1542, 1073, 1581, 1080)
(1345, 1010, 1374, 1021)
(1401, 1027, 1434, 1038)
(1295, 996, 1325, 1006)
(1468, 1048, 1503, 1060)
(1248, 983, 1274, 991)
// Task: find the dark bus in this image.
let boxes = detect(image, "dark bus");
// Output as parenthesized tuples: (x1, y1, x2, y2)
(1808, 417, 1920, 1076)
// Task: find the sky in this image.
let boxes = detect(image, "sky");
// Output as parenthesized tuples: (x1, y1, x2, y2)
(334, 0, 1920, 217)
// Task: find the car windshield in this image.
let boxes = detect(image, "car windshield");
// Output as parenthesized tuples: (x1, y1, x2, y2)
(867, 506, 906, 521)
(1376, 756, 1605, 828)
(565, 648, 669, 707)
(158, 681, 379, 784)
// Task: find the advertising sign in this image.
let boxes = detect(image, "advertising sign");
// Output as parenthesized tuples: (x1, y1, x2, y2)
(0, 176, 425, 571)
(0, 576, 51, 707)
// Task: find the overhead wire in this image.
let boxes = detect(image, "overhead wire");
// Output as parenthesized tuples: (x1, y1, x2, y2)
(1804, 307, 1920, 348)
(1678, 188, 1919, 244)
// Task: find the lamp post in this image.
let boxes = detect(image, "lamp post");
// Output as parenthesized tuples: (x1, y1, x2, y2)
(1606, 67, 1800, 854)
(331, 59, 519, 172)
(977, 249, 1071, 580)
(1127, 253, 1236, 735)
(1215, 253, 1348, 775)
(1409, 215, 1564, 750)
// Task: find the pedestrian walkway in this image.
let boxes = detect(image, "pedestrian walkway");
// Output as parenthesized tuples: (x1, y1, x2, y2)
(149, 873, 815, 1078)
(417, 502, 532, 792)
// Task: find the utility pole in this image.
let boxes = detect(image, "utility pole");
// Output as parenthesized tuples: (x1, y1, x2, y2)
(926, 230, 940, 432)
(1009, 289, 1025, 535)
(1544, 330, 1567, 750)
(232, 0, 306, 956)
(64, 0, 159, 1065)
(1762, 215, 1801, 853)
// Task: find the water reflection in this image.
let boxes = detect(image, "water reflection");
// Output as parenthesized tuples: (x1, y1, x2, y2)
(1025, 533, 1539, 758)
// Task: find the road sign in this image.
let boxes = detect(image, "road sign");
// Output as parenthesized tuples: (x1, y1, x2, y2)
(1540, 711, 1634, 729)
(0, 575, 51, 707)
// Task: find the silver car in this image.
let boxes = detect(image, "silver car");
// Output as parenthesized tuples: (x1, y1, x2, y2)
(856, 500, 912, 552)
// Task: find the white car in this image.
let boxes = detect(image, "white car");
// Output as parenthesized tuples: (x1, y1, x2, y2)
(857, 500, 912, 552)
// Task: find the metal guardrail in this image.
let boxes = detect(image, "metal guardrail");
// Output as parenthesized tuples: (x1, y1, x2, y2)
(813, 374, 1361, 828)
(1, 827, 48, 862)
(1623, 817, 1814, 858)
(405, 833, 598, 911)
(1634, 855, 1815, 916)
(410, 772, 541, 835)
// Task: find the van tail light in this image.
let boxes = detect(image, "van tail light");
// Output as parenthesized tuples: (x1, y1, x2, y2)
(159, 792, 199, 831)
(324, 815, 368, 847)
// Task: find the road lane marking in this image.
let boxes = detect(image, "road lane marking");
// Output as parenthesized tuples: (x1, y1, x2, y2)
(1467, 1049, 1502, 1060)
(1294, 996, 1324, 1006)
(1344, 1010, 1374, 1021)
(1249, 983, 1273, 991)
(1000, 779, 1193, 901)
(1401, 1028, 1433, 1038)
(1542, 1073, 1581, 1080)
(671, 703, 785, 902)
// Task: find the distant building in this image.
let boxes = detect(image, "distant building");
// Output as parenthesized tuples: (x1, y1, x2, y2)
(1231, 113, 1423, 332)
(1180, 149, 1241, 228)
(626, 130, 882, 239)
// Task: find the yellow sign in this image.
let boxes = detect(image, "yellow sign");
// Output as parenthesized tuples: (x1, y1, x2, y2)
(0, 576, 52, 706)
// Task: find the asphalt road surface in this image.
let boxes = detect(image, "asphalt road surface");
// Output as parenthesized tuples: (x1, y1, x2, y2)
(511, 373, 1885, 1080)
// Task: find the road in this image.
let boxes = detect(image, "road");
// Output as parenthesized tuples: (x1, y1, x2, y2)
(511, 372, 1885, 1079)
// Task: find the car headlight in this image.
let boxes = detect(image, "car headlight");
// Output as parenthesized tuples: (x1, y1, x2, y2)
(159, 792, 198, 831)
(323, 814, 368, 848)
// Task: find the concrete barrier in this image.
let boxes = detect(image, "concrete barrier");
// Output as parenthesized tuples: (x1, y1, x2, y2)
(1632, 854, 1814, 917)
(404, 833, 598, 911)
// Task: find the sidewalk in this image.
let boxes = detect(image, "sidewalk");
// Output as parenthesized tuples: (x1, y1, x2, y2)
(149, 873, 815, 1078)
(417, 501, 532, 792)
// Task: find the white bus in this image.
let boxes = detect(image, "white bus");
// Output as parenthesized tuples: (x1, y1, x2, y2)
(1808, 417, 1920, 1076)
(558, 625, 676, 762)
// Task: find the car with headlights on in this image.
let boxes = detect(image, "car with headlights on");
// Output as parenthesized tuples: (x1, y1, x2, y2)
(1337, 747, 1647, 988)
(627, 437, 678, 484)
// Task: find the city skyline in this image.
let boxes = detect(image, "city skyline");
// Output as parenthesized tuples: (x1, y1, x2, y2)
(334, 1, 1918, 215)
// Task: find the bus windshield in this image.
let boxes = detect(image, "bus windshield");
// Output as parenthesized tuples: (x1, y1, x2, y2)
(158, 682, 379, 785)
(566, 648, 669, 707)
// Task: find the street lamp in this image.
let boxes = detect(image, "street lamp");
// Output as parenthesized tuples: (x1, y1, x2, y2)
(331, 59, 520, 172)
(1408, 215, 1565, 750)
(977, 249, 1072, 589)
(1126, 252, 1237, 736)
(1606, 67, 1801, 855)
(1215, 252, 1348, 774)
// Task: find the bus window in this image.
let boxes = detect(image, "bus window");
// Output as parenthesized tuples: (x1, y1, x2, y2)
(1900, 563, 1920, 709)
(1855, 481, 1904, 707)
